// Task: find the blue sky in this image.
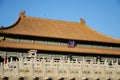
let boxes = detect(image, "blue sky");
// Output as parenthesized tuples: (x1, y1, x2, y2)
(0, 0, 120, 39)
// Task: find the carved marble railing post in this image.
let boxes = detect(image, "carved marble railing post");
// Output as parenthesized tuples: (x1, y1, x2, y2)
(44, 64, 48, 79)
(61, 58, 65, 66)
(90, 59, 94, 78)
(68, 65, 71, 79)
(42, 56, 45, 67)
(21, 58, 25, 78)
(16, 61, 20, 78)
(114, 64, 119, 79)
(31, 59, 34, 78)
(79, 62, 82, 78)
(51, 57, 54, 67)
(56, 65, 60, 79)
(1, 62, 4, 78)
(105, 58, 108, 66)
(10, 57, 13, 64)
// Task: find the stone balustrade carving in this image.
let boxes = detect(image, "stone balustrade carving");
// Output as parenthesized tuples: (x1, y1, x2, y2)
(0, 57, 120, 80)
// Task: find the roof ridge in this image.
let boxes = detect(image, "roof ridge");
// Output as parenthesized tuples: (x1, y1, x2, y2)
(26, 16, 80, 24)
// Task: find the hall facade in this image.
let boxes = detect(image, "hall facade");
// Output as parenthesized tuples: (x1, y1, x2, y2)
(0, 11, 120, 62)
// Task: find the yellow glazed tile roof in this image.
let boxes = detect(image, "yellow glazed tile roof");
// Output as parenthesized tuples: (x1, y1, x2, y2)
(0, 11, 120, 44)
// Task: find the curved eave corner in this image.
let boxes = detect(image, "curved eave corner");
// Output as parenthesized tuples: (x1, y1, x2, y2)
(84, 24, 120, 44)
(0, 11, 25, 31)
